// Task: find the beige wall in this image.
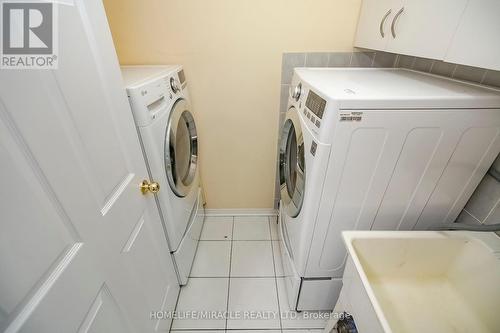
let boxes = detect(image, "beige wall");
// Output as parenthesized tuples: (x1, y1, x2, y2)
(103, 0, 362, 208)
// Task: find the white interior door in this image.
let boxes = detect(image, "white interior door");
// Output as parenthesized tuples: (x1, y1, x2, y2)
(0, 1, 179, 332)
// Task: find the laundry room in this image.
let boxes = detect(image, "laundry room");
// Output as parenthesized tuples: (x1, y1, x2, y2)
(0, 1, 499, 333)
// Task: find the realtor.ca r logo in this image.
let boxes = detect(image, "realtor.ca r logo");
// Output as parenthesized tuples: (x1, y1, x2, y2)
(1, 0, 58, 69)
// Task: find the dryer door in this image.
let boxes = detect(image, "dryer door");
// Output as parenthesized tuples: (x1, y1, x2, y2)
(165, 99, 198, 197)
(280, 106, 306, 217)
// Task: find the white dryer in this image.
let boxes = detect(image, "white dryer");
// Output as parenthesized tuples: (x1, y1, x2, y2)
(121, 65, 204, 285)
(278, 68, 500, 311)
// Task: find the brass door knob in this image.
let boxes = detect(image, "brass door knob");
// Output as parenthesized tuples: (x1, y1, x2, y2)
(141, 180, 160, 194)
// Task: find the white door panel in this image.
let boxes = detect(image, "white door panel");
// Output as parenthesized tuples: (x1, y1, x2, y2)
(0, 0, 179, 332)
(78, 286, 132, 333)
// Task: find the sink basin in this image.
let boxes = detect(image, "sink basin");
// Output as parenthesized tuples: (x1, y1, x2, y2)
(333, 231, 500, 333)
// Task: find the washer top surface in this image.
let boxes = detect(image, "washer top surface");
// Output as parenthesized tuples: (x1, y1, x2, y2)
(121, 65, 181, 89)
(294, 68, 500, 109)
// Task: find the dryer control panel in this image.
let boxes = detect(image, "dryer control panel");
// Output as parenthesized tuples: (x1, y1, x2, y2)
(125, 70, 183, 127)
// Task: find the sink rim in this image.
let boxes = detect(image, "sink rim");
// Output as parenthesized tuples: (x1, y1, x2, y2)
(341, 230, 500, 333)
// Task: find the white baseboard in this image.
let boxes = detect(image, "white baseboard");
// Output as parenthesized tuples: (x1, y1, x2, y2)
(203, 208, 278, 216)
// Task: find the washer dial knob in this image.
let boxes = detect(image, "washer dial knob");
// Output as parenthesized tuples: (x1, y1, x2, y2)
(291, 83, 302, 101)
(170, 77, 180, 93)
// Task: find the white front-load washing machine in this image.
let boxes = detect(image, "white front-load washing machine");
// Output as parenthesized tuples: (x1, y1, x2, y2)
(121, 65, 205, 285)
(278, 68, 500, 311)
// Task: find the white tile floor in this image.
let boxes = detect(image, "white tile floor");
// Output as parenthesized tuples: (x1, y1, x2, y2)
(170, 215, 328, 333)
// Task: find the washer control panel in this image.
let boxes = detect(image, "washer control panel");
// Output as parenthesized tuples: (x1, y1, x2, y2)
(304, 90, 326, 129)
(290, 81, 326, 131)
(296, 86, 326, 130)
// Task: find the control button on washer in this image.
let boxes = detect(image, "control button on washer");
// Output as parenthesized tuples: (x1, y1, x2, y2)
(315, 120, 321, 128)
(310, 141, 317, 156)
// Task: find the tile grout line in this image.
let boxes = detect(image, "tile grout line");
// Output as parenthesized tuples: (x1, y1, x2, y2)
(429, 60, 436, 73)
(181, 215, 325, 332)
(225, 216, 235, 330)
(170, 274, 183, 332)
(480, 69, 488, 84)
(393, 54, 400, 68)
(451, 64, 458, 78)
(268, 216, 283, 332)
(410, 56, 417, 68)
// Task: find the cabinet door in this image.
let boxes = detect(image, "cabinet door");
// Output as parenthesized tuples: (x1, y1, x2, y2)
(386, 0, 467, 59)
(354, 0, 399, 51)
(445, 0, 500, 71)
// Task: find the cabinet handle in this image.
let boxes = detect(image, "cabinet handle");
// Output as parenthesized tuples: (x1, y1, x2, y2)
(391, 7, 404, 38)
(379, 9, 392, 38)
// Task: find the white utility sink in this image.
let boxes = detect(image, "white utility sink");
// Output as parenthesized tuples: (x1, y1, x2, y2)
(330, 231, 500, 333)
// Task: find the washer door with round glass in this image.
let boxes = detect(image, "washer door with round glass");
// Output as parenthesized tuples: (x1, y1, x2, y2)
(165, 99, 198, 197)
(279, 107, 305, 217)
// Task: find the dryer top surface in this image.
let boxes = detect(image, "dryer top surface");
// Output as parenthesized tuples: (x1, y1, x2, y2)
(121, 65, 181, 89)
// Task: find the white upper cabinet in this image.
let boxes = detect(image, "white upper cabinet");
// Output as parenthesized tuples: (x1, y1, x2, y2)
(354, 0, 397, 51)
(445, 0, 500, 71)
(355, 0, 467, 60)
(385, 0, 467, 59)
